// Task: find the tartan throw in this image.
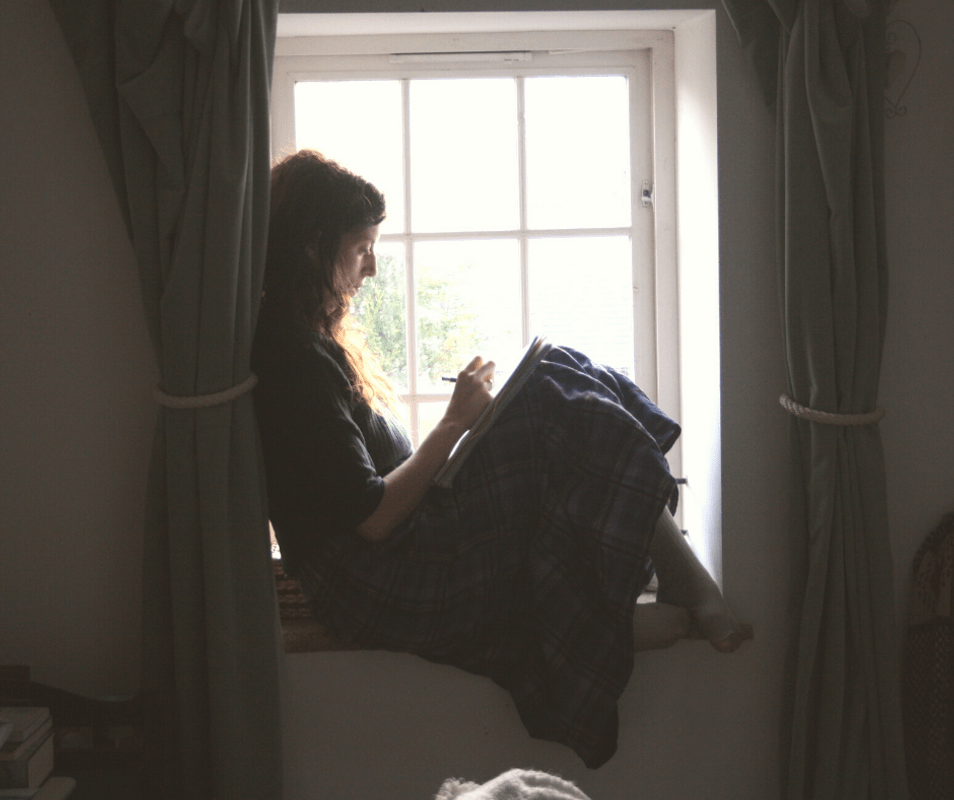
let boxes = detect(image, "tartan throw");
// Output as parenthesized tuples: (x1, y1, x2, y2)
(904, 512, 954, 800)
(296, 347, 679, 768)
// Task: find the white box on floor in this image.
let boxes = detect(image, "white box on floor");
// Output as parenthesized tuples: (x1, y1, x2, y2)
(0, 711, 50, 749)
(0, 720, 54, 789)
(0, 776, 77, 799)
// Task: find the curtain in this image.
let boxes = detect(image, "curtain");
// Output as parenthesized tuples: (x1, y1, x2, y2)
(47, 2, 282, 798)
(719, 0, 908, 797)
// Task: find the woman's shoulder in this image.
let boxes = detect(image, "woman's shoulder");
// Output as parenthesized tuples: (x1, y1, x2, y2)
(253, 319, 351, 390)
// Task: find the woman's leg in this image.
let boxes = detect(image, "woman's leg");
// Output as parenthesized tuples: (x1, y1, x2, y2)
(632, 601, 691, 651)
(649, 508, 752, 652)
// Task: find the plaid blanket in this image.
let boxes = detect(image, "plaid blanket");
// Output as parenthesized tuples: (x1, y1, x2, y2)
(297, 346, 679, 768)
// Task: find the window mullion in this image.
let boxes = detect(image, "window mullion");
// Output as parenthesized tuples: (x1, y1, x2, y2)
(401, 77, 420, 444)
(516, 76, 530, 348)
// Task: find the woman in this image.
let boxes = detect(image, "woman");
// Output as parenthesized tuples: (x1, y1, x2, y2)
(252, 149, 749, 768)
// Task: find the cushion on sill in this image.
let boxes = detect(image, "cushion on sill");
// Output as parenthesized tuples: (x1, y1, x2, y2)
(274, 559, 352, 652)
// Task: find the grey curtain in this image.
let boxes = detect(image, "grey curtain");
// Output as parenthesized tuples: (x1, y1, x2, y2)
(720, 0, 908, 797)
(47, 2, 282, 798)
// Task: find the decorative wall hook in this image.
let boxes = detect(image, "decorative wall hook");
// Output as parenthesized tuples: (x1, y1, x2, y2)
(885, 16, 922, 118)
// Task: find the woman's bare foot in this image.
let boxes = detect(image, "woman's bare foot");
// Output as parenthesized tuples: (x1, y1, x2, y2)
(632, 602, 691, 651)
(651, 509, 753, 653)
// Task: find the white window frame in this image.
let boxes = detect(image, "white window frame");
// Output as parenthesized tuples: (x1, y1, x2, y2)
(271, 11, 722, 576)
(274, 39, 670, 436)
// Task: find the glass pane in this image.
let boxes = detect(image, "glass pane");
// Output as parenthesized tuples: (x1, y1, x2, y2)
(394, 400, 412, 435)
(295, 81, 404, 234)
(525, 76, 632, 230)
(410, 79, 519, 232)
(351, 242, 408, 391)
(528, 237, 635, 378)
(414, 239, 521, 390)
(416, 400, 450, 444)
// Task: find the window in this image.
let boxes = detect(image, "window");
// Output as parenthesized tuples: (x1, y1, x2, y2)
(272, 26, 677, 451)
(271, 12, 722, 575)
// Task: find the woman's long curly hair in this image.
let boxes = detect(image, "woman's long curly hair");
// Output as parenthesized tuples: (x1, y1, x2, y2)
(262, 149, 397, 411)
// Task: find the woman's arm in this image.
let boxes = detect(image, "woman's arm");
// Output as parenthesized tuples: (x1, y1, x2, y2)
(355, 355, 495, 542)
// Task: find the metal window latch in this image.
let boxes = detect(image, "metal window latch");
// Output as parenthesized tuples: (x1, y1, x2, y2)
(640, 180, 654, 209)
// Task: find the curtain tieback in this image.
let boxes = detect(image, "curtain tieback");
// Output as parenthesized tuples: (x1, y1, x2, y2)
(779, 394, 884, 426)
(156, 373, 258, 409)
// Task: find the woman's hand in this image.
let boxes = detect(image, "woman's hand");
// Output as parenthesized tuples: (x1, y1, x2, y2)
(355, 354, 495, 543)
(443, 355, 496, 434)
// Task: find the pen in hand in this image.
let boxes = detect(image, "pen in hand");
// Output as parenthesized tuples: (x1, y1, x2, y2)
(443, 357, 496, 385)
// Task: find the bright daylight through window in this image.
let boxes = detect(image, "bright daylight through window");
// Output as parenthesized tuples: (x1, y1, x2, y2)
(271, 27, 670, 446)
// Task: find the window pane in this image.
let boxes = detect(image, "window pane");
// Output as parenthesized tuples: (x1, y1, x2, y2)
(525, 76, 632, 230)
(294, 81, 405, 234)
(416, 400, 449, 443)
(529, 237, 635, 378)
(414, 239, 522, 390)
(410, 79, 519, 233)
(351, 242, 408, 391)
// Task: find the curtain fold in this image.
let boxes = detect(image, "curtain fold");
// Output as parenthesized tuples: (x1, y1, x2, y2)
(48, 2, 282, 798)
(722, 0, 908, 797)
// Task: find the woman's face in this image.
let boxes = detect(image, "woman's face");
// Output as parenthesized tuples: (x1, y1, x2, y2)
(335, 224, 380, 298)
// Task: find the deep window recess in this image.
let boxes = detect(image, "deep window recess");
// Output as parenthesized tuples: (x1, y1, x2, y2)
(271, 9, 723, 632)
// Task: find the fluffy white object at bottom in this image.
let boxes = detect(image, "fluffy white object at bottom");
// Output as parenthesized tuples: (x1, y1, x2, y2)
(435, 768, 593, 800)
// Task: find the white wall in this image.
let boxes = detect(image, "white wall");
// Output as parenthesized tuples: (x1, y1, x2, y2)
(1, 0, 951, 798)
(881, 0, 954, 620)
(675, 10, 724, 582)
(0, 0, 156, 698)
